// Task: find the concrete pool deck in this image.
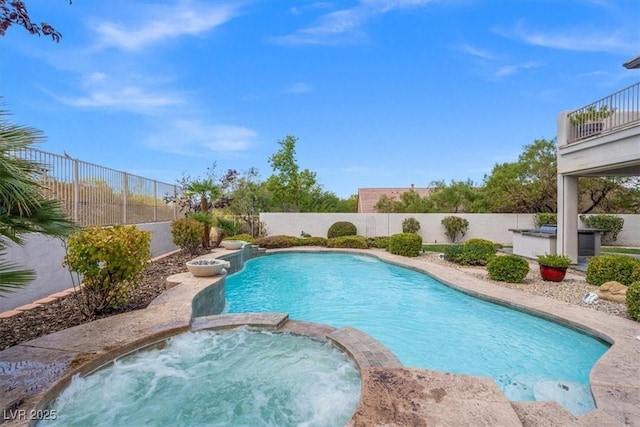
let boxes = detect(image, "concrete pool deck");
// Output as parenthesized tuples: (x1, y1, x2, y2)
(1, 247, 639, 426)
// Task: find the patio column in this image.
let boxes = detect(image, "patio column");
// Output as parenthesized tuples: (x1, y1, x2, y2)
(557, 174, 579, 263)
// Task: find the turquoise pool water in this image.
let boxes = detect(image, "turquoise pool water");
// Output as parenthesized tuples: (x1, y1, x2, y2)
(225, 252, 610, 416)
(38, 328, 361, 427)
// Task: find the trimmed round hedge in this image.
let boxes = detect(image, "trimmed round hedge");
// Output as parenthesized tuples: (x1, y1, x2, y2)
(327, 221, 357, 239)
(388, 233, 423, 257)
(627, 281, 640, 321)
(487, 255, 530, 283)
(586, 255, 640, 286)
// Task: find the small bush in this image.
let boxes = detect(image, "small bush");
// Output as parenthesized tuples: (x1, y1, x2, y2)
(216, 217, 240, 237)
(402, 217, 421, 234)
(224, 234, 255, 244)
(367, 236, 390, 249)
(327, 221, 357, 238)
(441, 216, 469, 243)
(63, 225, 151, 316)
(580, 214, 624, 244)
(297, 236, 329, 247)
(586, 255, 640, 286)
(171, 218, 204, 255)
(487, 255, 530, 283)
(626, 281, 640, 321)
(445, 238, 497, 266)
(388, 233, 423, 257)
(255, 235, 298, 249)
(327, 235, 368, 249)
(534, 213, 557, 228)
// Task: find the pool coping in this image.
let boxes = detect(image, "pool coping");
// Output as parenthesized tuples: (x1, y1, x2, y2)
(0, 247, 638, 426)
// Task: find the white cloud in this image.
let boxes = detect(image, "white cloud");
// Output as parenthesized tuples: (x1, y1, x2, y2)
(56, 72, 184, 113)
(272, 0, 433, 45)
(495, 61, 541, 78)
(94, 3, 240, 51)
(145, 119, 257, 155)
(494, 20, 640, 55)
(284, 82, 313, 94)
(459, 43, 494, 60)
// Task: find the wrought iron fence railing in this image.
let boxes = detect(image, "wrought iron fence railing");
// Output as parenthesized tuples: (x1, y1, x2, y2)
(13, 147, 181, 226)
(567, 81, 640, 143)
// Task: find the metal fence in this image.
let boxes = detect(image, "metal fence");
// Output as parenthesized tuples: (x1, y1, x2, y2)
(15, 147, 181, 226)
(567, 81, 640, 143)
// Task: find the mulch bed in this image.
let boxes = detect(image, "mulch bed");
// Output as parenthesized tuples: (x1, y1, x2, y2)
(0, 250, 192, 351)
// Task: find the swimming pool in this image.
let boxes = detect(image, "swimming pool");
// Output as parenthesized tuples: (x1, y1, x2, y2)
(225, 252, 609, 416)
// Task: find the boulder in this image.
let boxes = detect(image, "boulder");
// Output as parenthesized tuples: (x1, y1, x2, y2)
(596, 281, 627, 304)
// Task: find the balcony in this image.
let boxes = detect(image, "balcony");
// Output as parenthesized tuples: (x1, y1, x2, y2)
(558, 81, 640, 177)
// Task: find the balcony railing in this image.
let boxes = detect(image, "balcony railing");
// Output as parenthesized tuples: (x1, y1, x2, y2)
(567, 81, 640, 144)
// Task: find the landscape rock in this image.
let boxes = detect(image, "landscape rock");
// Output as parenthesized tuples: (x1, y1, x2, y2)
(597, 281, 627, 304)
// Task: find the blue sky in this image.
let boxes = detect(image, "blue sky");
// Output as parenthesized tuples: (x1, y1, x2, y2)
(1, 0, 639, 198)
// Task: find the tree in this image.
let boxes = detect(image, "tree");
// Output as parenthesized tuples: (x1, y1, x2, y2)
(427, 179, 484, 213)
(266, 135, 318, 212)
(0, 0, 66, 42)
(482, 139, 557, 213)
(0, 108, 76, 295)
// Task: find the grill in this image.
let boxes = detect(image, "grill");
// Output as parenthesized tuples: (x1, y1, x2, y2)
(539, 225, 558, 235)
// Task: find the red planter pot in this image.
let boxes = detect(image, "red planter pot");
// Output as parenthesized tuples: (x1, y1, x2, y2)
(539, 265, 567, 282)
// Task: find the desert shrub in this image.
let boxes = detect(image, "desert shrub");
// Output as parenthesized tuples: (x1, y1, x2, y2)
(327, 221, 357, 238)
(487, 255, 530, 283)
(388, 233, 422, 257)
(224, 234, 255, 244)
(441, 216, 469, 243)
(297, 236, 328, 247)
(367, 236, 390, 249)
(445, 238, 497, 266)
(580, 214, 624, 244)
(170, 217, 203, 255)
(626, 281, 640, 321)
(216, 217, 240, 237)
(327, 235, 368, 249)
(63, 225, 151, 316)
(586, 255, 640, 286)
(255, 235, 298, 249)
(402, 217, 421, 234)
(534, 213, 557, 228)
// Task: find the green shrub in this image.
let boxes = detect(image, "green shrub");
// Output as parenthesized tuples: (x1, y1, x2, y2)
(224, 234, 255, 244)
(487, 255, 530, 283)
(297, 236, 328, 247)
(216, 217, 240, 237)
(255, 235, 298, 249)
(402, 217, 421, 234)
(170, 217, 204, 255)
(441, 216, 469, 243)
(327, 221, 357, 238)
(388, 233, 423, 257)
(534, 213, 557, 228)
(586, 255, 640, 286)
(580, 214, 624, 244)
(327, 235, 368, 249)
(367, 236, 390, 249)
(536, 253, 571, 268)
(444, 238, 497, 266)
(63, 225, 151, 316)
(626, 281, 640, 321)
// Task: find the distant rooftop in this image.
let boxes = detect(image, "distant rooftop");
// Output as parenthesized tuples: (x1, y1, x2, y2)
(623, 55, 640, 69)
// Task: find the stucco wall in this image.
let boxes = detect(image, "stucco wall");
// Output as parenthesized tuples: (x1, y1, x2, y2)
(0, 222, 178, 313)
(260, 213, 639, 247)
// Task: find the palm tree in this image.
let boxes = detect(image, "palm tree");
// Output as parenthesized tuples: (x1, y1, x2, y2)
(0, 108, 76, 295)
(183, 179, 221, 248)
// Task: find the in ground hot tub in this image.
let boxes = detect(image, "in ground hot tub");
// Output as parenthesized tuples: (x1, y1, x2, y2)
(35, 327, 361, 426)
